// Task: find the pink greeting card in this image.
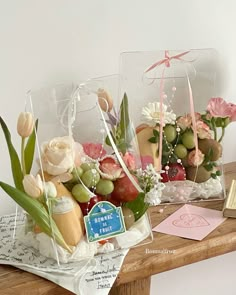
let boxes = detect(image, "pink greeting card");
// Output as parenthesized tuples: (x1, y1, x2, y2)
(153, 204, 226, 240)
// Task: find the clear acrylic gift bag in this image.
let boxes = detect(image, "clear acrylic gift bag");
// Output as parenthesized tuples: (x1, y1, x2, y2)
(0, 79, 157, 266)
(119, 49, 226, 203)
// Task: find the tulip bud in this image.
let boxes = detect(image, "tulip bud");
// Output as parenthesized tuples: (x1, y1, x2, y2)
(23, 174, 43, 198)
(43, 181, 57, 198)
(97, 88, 113, 112)
(17, 112, 34, 138)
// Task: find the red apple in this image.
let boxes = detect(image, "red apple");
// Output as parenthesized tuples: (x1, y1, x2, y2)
(111, 175, 139, 202)
(106, 195, 121, 207)
(161, 163, 186, 182)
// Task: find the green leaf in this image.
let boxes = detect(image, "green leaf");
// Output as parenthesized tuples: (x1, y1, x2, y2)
(24, 119, 38, 174)
(216, 170, 221, 176)
(124, 192, 149, 221)
(120, 93, 129, 135)
(118, 93, 135, 153)
(211, 173, 217, 179)
(105, 135, 112, 146)
(153, 129, 159, 137)
(204, 163, 214, 171)
(0, 181, 71, 253)
(203, 147, 214, 163)
(215, 117, 223, 127)
(148, 137, 158, 143)
(0, 117, 24, 191)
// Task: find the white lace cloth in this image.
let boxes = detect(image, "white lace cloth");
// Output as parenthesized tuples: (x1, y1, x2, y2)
(161, 177, 223, 203)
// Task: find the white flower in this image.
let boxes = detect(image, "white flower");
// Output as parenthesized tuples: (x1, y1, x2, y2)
(23, 174, 43, 198)
(144, 187, 163, 206)
(41, 136, 75, 176)
(43, 181, 57, 198)
(141, 102, 176, 126)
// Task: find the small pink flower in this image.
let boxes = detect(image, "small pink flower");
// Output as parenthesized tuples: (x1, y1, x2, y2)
(99, 157, 124, 180)
(176, 115, 192, 131)
(122, 152, 136, 170)
(207, 97, 232, 118)
(82, 143, 106, 159)
(194, 120, 212, 139)
(140, 156, 154, 169)
(188, 149, 205, 167)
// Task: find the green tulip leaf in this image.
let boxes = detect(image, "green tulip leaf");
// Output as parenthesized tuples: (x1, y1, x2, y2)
(0, 181, 71, 253)
(0, 117, 24, 191)
(118, 93, 135, 154)
(24, 119, 38, 174)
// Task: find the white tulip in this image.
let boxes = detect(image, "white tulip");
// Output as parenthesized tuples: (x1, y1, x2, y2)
(17, 112, 34, 138)
(23, 174, 43, 198)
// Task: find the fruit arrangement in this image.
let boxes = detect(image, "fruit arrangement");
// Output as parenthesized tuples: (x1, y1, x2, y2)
(0, 92, 163, 256)
(137, 97, 236, 184)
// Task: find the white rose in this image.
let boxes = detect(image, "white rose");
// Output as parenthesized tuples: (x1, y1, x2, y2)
(41, 136, 75, 176)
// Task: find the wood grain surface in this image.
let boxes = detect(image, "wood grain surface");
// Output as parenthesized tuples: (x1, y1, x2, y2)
(0, 162, 236, 295)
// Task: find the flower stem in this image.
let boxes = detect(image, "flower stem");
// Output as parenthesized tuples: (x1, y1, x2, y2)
(21, 137, 26, 176)
(212, 119, 217, 141)
(218, 127, 225, 143)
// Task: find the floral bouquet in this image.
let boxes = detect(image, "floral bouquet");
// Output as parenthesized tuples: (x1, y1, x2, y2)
(119, 49, 235, 203)
(0, 82, 161, 263)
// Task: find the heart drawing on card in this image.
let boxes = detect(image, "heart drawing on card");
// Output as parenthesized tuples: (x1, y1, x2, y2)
(172, 214, 210, 228)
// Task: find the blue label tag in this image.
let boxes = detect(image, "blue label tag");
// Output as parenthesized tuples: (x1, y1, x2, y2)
(84, 201, 126, 243)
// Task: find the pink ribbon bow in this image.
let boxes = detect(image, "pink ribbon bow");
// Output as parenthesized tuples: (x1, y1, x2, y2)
(145, 50, 190, 73)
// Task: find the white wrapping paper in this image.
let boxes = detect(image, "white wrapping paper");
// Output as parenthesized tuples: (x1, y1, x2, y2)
(0, 214, 129, 295)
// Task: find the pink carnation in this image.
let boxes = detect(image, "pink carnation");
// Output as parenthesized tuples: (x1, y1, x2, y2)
(195, 120, 212, 139)
(188, 149, 205, 167)
(99, 157, 124, 180)
(82, 143, 106, 159)
(228, 103, 236, 122)
(176, 115, 192, 131)
(177, 113, 201, 131)
(207, 97, 232, 118)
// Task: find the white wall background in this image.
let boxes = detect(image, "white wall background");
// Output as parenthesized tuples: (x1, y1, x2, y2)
(0, 0, 236, 294)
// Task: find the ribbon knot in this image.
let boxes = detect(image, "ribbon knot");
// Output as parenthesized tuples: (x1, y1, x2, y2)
(145, 50, 190, 73)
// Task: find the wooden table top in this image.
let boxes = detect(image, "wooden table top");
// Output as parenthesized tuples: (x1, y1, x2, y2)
(1, 162, 236, 294)
(115, 161, 236, 286)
